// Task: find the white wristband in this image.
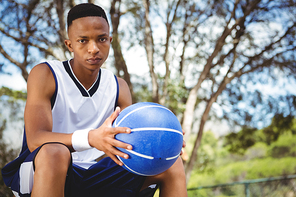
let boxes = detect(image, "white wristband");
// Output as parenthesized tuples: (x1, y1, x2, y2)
(72, 128, 92, 152)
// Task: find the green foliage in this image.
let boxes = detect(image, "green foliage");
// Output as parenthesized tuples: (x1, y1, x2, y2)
(195, 131, 218, 172)
(188, 117, 296, 193)
(262, 114, 295, 145)
(133, 83, 153, 103)
(188, 157, 296, 188)
(244, 142, 268, 160)
(0, 119, 18, 197)
(267, 134, 296, 158)
(0, 86, 24, 196)
(223, 114, 296, 155)
(0, 86, 27, 101)
(133, 77, 188, 116)
(165, 78, 188, 115)
(186, 131, 218, 173)
(0, 87, 26, 123)
(224, 127, 258, 155)
(245, 157, 296, 179)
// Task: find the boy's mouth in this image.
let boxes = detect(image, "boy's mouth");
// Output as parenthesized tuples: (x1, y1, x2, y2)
(87, 57, 101, 64)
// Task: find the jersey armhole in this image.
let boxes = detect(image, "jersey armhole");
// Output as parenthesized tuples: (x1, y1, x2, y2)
(42, 62, 58, 109)
(114, 75, 119, 110)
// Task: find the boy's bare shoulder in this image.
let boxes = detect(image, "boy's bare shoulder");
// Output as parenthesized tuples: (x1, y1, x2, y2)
(27, 62, 56, 98)
(117, 77, 128, 88)
(29, 63, 53, 76)
(117, 77, 132, 110)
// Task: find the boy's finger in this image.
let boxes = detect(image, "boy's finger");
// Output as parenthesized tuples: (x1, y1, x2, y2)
(111, 127, 131, 135)
(112, 138, 133, 150)
(111, 107, 121, 120)
(109, 147, 129, 160)
(109, 154, 124, 166)
(105, 107, 121, 125)
(182, 140, 186, 148)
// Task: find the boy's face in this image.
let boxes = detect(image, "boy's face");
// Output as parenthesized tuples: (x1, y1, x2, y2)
(65, 16, 112, 71)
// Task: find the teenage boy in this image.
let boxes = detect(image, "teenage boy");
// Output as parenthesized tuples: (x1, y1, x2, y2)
(2, 3, 187, 197)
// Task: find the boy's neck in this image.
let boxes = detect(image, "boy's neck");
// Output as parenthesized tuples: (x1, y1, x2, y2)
(69, 59, 100, 90)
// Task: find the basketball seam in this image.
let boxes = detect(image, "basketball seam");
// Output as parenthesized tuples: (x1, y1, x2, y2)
(131, 127, 183, 135)
(114, 105, 174, 127)
(125, 149, 154, 159)
(165, 153, 180, 160)
(117, 156, 150, 176)
(116, 150, 180, 176)
(119, 149, 180, 161)
(116, 153, 181, 176)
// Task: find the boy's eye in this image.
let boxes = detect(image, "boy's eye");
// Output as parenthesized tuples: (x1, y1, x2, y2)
(99, 38, 107, 42)
(78, 39, 86, 43)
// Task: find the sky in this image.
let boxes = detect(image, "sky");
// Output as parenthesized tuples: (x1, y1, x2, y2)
(1, 0, 296, 149)
(0, 65, 27, 90)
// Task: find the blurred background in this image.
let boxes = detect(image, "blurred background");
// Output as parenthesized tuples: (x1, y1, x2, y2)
(0, 0, 296, 196)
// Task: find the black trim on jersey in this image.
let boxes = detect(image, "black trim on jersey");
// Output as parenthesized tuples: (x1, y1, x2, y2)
(20, 128, 28, 155)
(63, 61, 88, 96)
(62, 61, 101, 97)
(89, 71, 101, 97)
(32, 142, 72, 172)
(44, 62, 58, 109)
(114, 75, 119, 110)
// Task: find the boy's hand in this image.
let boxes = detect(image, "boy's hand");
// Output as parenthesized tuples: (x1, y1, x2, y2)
(88, 107, 132, 166)
(180, 129, 186, 155)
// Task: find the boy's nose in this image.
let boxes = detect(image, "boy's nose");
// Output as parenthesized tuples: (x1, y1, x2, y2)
(88, 41, 99, 54)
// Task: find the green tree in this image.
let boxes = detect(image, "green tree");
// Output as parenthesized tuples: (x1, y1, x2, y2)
(0, 0, 74, 81)
(224, 127, 258, 155)
(109, 0, 296, 181)
(1, 0, 296, 183)
(0, 119, 18, 197)
(267, 134, 296, 158)
(224, 115, 296, 155)
(262, 114, 296, 145)
(194, 131, 218, 173)
(0, 87, 26, 196)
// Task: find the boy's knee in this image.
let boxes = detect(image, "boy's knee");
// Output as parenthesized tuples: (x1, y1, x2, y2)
(34, 143, 71, 171)
(164, 157, 186, 179)
(142, 157, 185, 189)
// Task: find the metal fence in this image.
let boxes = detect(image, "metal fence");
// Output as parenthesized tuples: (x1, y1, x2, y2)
(187, 174, 296, 197)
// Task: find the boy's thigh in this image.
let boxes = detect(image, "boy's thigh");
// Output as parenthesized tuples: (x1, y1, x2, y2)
(18, 142, 71, 195)
(68, 157, 146, 197)
(15, 148, 150, 197)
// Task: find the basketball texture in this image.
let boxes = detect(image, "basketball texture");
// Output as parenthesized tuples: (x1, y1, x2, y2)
(113, 102, 183, 176)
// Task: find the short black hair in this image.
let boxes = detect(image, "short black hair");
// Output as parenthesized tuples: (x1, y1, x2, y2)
(67, 3, 109, 29)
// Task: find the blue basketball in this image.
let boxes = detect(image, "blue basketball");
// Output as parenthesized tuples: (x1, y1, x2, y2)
(113, 102, 183, 176)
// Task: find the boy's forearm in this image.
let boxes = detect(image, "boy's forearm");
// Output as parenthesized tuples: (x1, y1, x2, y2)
(26, 130, 73, 152)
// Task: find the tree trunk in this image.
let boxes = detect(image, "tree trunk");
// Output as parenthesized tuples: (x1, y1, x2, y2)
(182, 0, 246, 142)
(110, 0, 134, 99)
(143, 0, 159, 103)
(159, 0, 182, 105)
(185, 78, 228, 182)
(56, 0, 68, 59)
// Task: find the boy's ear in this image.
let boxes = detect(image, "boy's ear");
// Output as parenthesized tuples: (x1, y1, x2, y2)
(65, 39, 73, 52)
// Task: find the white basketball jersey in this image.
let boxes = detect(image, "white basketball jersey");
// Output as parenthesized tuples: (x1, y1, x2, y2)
(46, 60, 118, 169)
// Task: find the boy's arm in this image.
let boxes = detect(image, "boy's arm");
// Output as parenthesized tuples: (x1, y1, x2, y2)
(25, 65, 132, 165)
(116, 77, 132, 110)
(25, 63, 73, 152)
